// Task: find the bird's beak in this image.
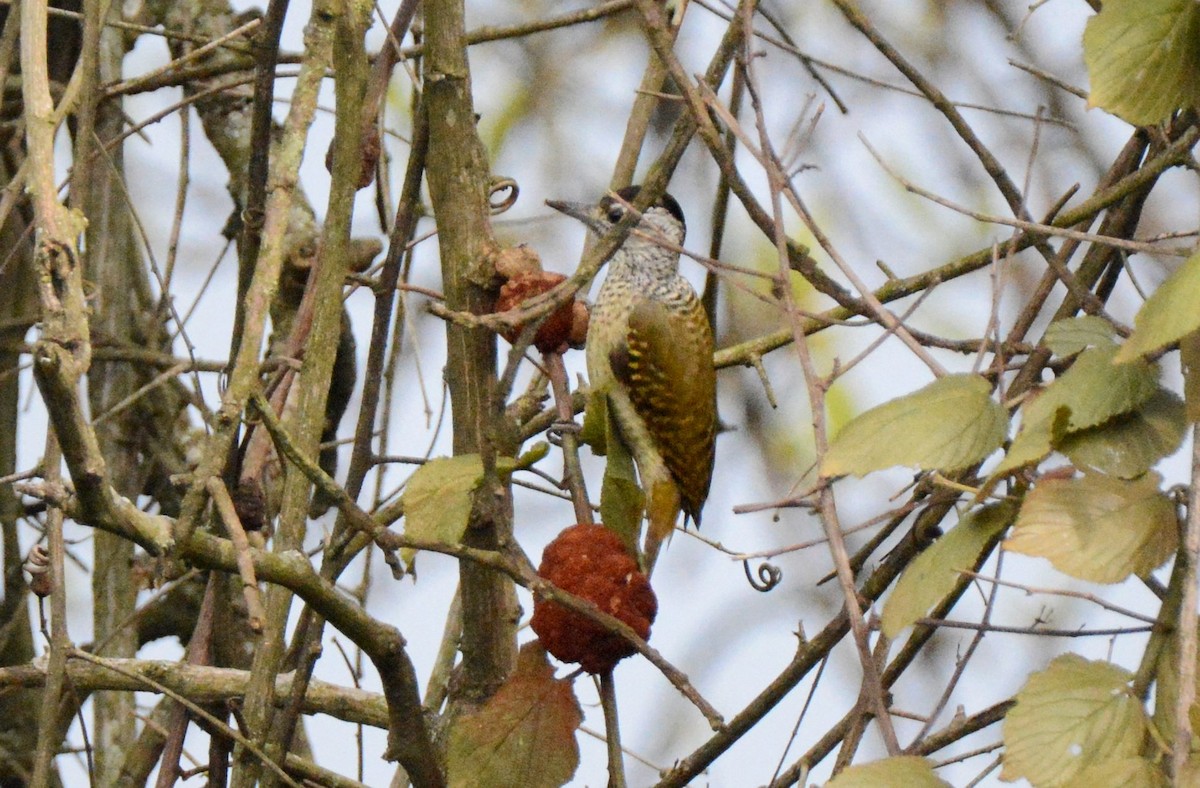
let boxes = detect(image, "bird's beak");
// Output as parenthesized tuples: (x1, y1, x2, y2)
(546, 199, 605, 235)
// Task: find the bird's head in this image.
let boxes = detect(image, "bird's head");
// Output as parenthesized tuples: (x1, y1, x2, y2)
(547, 185, 686, 254)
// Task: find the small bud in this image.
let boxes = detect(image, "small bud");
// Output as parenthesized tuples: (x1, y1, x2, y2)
(530, 523, 657, 673)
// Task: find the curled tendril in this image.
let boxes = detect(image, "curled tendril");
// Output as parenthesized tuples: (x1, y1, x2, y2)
(24, 545, 52, 597)
(546, 420, 581, 447)
(743, 559, 782, 592)
(23, 544, 49, 574)
(489, 177, 519, 214)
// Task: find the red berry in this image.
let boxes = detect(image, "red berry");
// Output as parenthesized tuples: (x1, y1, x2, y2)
(530, 524, 657, 673)
(497, 271, 577, 354)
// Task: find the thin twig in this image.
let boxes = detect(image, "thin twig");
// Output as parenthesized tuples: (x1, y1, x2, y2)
(29, 443, 68, 788)
(957, 569, 1159, 625)
(698, 79, 947, 378)
(103, 17, 260, 97)
(910, 551, 1005, 747)
(544, 351, 592, 525)
(90, 362, 189, 426)
(916, 618, 1154, 637)
(768, 655, 828, 786)
(600, 671, 627, 788)
(1007, 59, 1087, 99)
(861, 135, 1192, 259)
(206, 477, 266, 631)
(731, 0, 899, 754)
(1176, 424, 1200, 777)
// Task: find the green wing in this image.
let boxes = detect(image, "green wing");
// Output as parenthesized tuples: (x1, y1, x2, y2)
(610, 296, 716, 525)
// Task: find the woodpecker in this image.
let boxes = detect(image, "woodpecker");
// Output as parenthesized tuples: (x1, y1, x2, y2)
(547, 186, 716, 569)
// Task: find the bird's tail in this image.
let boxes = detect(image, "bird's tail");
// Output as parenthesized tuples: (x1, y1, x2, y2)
(643, 479, 681, 574)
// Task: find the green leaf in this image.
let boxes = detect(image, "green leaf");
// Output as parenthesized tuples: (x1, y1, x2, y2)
(1063, 758, 1168, 788)
(825, 756, 950, 787)
(400, 455, 485, 571)
(446, 642, 582, 788)
(1005, 472, 1177, 583)
(515, 441, 551, 470)
(821, 374, 1007, 477)
(881, 502, 1016, 638)
(991, 405, 1069, 477)
(1116, 248, 1200, 363)
(1058, 388, 1186, 479)
(1031, 344, 1159, 432)
(1001, 654, 1145, 787)
(580, 393, 608, 454)
(1083, 0, 1200, 126)
(992, 345, 1159, 477)
(1043, 315, 1117, 358)
(600, 411, 644, 557)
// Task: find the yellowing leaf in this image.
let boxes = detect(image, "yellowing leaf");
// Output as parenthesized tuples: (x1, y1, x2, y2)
(992, 345, 1158, 477)
(1005, 472, 1177, 583)
(1029, 344, 1158, 432)
(1117, 248, 1200, 362)
(1043, 315, 1118, 358)
(1058, 388, 1186, 479)
(881, 502, 1016, 638)
(825, 756, 950, 787)
(400, 454, 522, 570)
(821, 374, 1007, 477)
(1001, 654, 1145, 787)
(1084, 0, 1200, 126)
(1062, 757, 1168, 788)
(447, 642, 582, 788)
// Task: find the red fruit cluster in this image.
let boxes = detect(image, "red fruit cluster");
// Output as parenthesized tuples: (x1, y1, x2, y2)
(530, 524, 657, 674)
(497, 271, 569, 353)
(497, 271, 588, 354)
(491, 245, 588, 354)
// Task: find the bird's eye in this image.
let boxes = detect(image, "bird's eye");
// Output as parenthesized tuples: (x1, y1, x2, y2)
(606, 204, 626, 223)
